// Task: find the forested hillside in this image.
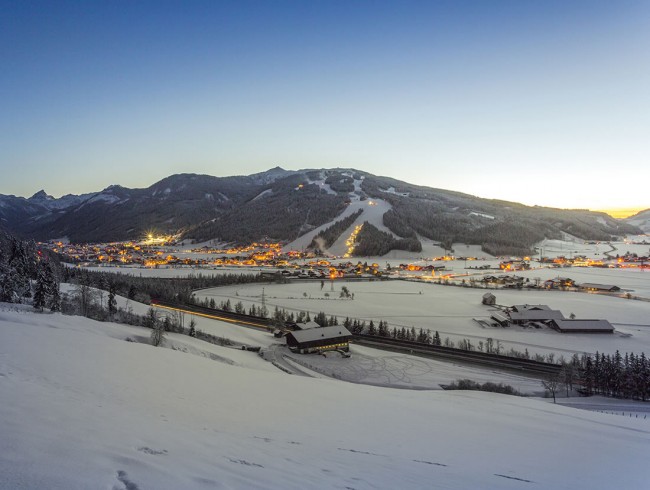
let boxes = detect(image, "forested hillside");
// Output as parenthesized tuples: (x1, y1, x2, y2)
(0, 167, 641, 255)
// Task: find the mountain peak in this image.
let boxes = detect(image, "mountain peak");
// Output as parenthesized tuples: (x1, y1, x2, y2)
(29, 190, 53, 201)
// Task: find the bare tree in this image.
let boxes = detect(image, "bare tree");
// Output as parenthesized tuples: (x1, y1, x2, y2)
(542, 374, 563, 403)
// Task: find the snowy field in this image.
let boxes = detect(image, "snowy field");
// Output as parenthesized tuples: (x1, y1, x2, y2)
(57, 284, 559, 392)
(197, 279, 650, 358)
(281, 344, 545, 394)
(2, 304, 649, 489)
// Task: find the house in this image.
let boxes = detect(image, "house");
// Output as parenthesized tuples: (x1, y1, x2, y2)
(578, 283, 621, 292)
(482, 292, 496, 305)
(548, 319, 614, 334)
(544, 277, 575, 289)
(285, 326, 352, 354)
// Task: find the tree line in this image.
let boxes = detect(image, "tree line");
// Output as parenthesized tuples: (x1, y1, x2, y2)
(0, 232, 61, 311)
(353, 222, 422, 256)
(309, 209, 363, 251)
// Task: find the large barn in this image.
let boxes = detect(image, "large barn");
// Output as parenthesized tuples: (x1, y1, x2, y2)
(548, 319, 614, 334)
(285, 326, 352, 354)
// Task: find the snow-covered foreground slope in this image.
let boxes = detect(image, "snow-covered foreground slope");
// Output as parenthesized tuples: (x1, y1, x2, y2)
(1, 306, 650, 489)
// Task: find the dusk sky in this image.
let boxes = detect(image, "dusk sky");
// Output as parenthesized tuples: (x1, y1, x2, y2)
(2, 1, 648, 215)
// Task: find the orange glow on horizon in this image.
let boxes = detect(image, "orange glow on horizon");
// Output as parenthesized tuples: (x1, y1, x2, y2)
(596, 208, 646, 219)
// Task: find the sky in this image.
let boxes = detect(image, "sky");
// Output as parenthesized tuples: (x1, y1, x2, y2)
(1, 0, 648, 215)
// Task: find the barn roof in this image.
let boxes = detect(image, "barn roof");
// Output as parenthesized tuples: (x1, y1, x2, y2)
(509, 309, 565, 322)
(550, 319, 614, 332)
(289, 326, 352, 343)
(511, 304, 551, 312)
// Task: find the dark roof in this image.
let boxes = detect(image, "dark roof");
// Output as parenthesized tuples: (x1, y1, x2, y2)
(549, 319, 614, 332)
(509, 310, 565, 322)
(288, 326, 352, 344)
(482, 292, 495, 299)
(511, 304, 551, 312)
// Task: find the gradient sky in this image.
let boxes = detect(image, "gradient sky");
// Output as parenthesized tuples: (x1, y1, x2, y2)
(1, 0, 648, 213)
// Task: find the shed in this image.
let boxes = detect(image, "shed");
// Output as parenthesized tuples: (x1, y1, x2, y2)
(285, 326, 352, 354)
(548, 319, 614, 334)
(490, 312, 510, 326)
(482, 292, 496, 305)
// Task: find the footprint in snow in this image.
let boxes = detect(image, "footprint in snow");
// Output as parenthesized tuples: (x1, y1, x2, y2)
(137, 446, 168, 455)
(113, 470, 140, 490)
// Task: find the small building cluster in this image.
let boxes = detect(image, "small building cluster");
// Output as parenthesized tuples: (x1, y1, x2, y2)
(485, 299, 614, 334)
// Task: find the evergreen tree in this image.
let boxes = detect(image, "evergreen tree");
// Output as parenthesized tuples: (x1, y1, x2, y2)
(32, 265, 48, 312)
(314, 311, 327, 327)
(188, 318, 197, 337)
(107, 282, 117, 319)
(235, 301, 245, 314)
(150, 321, 165, 346)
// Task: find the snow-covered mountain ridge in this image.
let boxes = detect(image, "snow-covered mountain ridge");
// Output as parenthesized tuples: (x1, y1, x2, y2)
(0, 167, 641, 255)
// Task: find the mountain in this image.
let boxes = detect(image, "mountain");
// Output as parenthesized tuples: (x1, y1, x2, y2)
(0, 167, 642, 254)
(624, 209, 650, 234)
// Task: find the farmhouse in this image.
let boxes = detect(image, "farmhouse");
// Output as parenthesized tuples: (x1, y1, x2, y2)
(548, 319, 614, 334)
(285, 325, 352, 354)
(578, 283, 621, 292)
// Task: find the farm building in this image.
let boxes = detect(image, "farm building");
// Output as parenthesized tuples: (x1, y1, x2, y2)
(482, 292, 496, 305)
(508, 305, 565, 324)
(490, 312, 510, 326)
(548, 319, 614, 334)
(578, 283, 621, 292)
(285, 326, 352, 354)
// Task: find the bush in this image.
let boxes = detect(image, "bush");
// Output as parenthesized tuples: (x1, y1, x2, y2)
(443, 379, 522, 396)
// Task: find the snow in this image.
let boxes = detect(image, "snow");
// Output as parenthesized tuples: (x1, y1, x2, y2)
(1, 304, 649, 489)
(87, 193, 122, 204)
(283, 344, 544, 393)
(283, 198, 395, 254)
(197, 278, 650, 358)
(305, 177, 337, 195)
(379, 186, 410, 197)
(537, 237, 650, 259)
(469, 211, 495, 220)
(252, 189, 273, 201)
